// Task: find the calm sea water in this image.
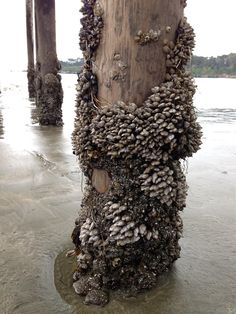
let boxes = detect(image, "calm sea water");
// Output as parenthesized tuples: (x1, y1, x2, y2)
(195, 78, 236, 124)
(1, 73, 236, 125)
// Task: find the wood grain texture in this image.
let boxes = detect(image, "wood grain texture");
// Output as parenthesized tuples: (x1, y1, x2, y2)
(94, 0, 184, 106)
(34, 0, 58, 75)
(26, 0, 35, 97)
(26, 0, 34, 70)
(92, 169, 112, 193)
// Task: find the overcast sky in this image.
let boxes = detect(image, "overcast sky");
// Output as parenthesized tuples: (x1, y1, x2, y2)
(0, 0, 236, 71)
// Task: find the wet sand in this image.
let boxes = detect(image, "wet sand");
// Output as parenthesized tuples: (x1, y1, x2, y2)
(0, 74, 236, 314)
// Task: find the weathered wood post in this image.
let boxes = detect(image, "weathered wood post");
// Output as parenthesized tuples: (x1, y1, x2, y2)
(26, 0, 36, 99)
(71, 0, 202, 306)
(34, 0, 63, 126)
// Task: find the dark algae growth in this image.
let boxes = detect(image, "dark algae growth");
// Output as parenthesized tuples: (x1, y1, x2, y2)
(70, 0, 202, 306)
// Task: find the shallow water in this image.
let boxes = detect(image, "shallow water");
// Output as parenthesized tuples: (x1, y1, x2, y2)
(0, 73, 235, 314)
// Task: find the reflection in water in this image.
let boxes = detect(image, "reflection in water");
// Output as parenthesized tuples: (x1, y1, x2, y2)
(198, 108, 236, 123)
(0, 86, 4, 139)
(0, 72, 77, 151)
(54, 249, 179, 314)
(30, 101, 39, 124)
(0, 110, 4, 139)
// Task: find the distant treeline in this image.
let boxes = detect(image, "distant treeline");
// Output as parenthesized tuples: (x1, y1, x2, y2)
(191, 54, 236, 77)
(60, 58, 83, 74)
(60, 53, 236, 78)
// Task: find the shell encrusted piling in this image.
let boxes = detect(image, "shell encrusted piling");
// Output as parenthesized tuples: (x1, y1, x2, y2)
(71, 0, 202, 306)
(36, 73, 63, 126)
(27, 66, 36, 98)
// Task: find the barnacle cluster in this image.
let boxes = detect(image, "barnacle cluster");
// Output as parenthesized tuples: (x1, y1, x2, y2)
(35, 57, 63, 126)
(134, 29, 161, 45)
(36, 72, 63, 126)
(79, 0, 103, 58)
(106, 53, 128, 85)
(71, 0, 202, 306)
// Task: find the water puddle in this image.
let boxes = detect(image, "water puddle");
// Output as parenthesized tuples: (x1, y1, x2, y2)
(54, 249, 179, 314)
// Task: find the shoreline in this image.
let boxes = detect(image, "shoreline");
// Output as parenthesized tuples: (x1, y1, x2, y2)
(0, 73, 235, 314)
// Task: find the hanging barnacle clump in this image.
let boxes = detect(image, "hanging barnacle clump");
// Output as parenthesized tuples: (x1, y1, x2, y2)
(71, 0, 202, 306)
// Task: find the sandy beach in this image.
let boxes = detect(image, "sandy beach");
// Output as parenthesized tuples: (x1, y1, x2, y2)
(0, 73, 235, 314)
